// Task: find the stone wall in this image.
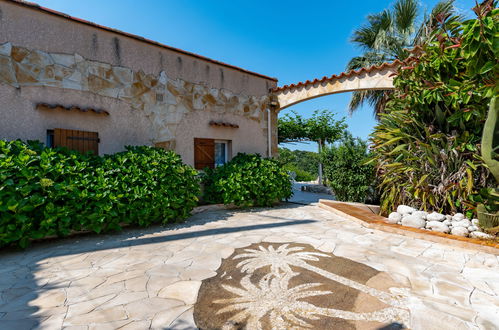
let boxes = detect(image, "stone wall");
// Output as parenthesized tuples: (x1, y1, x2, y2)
(0, 42, 271, 145)
(0, 1, 279, 161)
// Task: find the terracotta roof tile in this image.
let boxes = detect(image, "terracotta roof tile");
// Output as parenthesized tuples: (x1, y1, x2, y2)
(6, 0, 277, 82)
(209, 120, 239, 128)
(36, 103, 110, 116)
(272, 58, 417, 93)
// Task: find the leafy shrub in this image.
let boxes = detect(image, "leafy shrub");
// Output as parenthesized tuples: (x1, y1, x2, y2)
(203, 153, 293, 207)
(371, 3, 497, 215)
(322, 133, 376, 203)
(0, 140, 199, 248)
(283, 164, 317, 182)
(278, 148, 319, 180)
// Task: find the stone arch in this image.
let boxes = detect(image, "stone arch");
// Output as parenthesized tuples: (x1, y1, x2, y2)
(272, 62, 400, 111)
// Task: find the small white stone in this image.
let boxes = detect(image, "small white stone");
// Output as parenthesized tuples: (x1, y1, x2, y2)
(413, 211, 428, 219)
(426, 221, 450, 233)
(387, 212, 402, 224)
(469, 232, 494, 240)
(451, 227, 469, 237)
(427, 212, 446, 222)
(468, 225, 479, 232)
(445, 215, 452, 221)
(397, 205, 416, 215)
(443, 219, 452, 226)
(452, 213, 465, 221)
(472, 218, 479, 226)
(452, 219, 471, 228)
(401, 215, 426, 228)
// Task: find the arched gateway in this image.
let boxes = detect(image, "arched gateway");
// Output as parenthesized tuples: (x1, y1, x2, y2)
(270, 60, 402, 111)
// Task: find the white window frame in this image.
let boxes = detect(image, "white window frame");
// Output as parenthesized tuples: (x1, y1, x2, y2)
(214, 140, 229, 167)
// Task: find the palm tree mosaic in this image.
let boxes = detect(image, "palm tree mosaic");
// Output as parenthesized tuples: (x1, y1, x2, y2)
(194, 242, 411, 329)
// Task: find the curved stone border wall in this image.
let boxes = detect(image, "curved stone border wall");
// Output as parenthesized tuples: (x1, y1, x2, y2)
(319, 200, 499, 255)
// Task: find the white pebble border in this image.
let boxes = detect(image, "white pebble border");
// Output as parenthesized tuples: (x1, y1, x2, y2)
(387, 205, 494, 240)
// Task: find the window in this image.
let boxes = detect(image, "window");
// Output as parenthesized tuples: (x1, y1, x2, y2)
(215, 140, 228, 167)
(48, 128, 99, 154)
(46, 129, 54, 148)
(194, 138, 231, 170)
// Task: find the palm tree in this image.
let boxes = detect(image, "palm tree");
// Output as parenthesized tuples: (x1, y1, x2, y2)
(347, 0, 462, 116)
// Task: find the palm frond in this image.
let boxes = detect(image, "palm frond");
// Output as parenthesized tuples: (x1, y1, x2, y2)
(351, 10, 393, 51)
(347, 0, 461, 117)
(394, 0, 418, 35)
(413, 0, 464, 45)
(351, 26, 379, 50)
(346, 52, 386, 71)
(348, 90, 392, 118)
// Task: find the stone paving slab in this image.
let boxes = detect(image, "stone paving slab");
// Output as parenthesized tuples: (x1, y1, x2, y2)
(288, 182, 334, 204)
(0, 204, 498, 329)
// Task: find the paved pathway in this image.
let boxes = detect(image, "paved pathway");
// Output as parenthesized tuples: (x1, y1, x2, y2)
(288, 182, 334, 204)
(0, 204, 498, 329)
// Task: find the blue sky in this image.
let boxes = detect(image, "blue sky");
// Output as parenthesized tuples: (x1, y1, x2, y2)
(35, 0, 475, 152)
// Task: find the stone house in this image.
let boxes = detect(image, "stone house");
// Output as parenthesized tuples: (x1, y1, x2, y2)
(0, 0, 278, 169)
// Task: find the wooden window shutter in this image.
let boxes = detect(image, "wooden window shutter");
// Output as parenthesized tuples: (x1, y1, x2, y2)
(194, 138, 215, 170)
(54, 128, 99, 155)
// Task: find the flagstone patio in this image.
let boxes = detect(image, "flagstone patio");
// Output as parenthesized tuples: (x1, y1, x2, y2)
(0, 204, 498, 329)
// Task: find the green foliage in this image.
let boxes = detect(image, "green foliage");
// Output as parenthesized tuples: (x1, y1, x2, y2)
(470, 188, 499, 214)
(203, 153, 292, 207)
(283, 164, 316, 182)
(278, 110, 347, 183)
(278, 110, 346, 144)
(278, 148, 319, 181)
(475, 97, 499, 219)
(347, 0, 462, 114)
(322, 133, 377, 203)
(371, 2, 498, 215)
(481, 97, 499, 182)
(0, 140, 200, 248)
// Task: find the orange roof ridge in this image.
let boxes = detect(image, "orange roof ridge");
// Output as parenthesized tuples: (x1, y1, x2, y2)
(272, 60, 405, 92)
(6, 0, 278, 82)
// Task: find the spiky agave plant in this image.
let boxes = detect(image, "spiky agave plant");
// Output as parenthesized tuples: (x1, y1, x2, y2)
(370, 106, 488, 215)
(475, 97, 499, 228)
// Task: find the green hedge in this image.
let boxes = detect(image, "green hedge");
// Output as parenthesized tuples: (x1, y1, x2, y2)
(322, 133, 376, 203)
(283, 164, 317, 182)
(0, 140, 200, 248)
(203, 153, 293, 207)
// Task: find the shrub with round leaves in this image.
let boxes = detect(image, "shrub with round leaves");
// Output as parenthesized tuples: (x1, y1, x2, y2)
(203, 153, 293, 207)
(0, 140, 200, 248)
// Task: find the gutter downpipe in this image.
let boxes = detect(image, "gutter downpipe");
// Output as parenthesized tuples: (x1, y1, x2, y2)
(267, 107, 272, 158)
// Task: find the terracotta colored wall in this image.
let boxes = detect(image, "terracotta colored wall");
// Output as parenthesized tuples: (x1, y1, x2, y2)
(176, 111, 269, 165)
(0, 1, 278, 163)
(0, 84, 152, 155)
(0, 2, 275, 95)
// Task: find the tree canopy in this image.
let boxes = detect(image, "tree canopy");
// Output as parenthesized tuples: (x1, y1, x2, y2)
(278, 110, 346, 145)
(278, 110, 347, 184)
